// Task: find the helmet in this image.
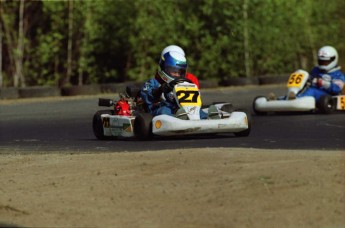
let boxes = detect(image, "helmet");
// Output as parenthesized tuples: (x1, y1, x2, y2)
(317, 46, 338, 71)
(161, 45, 185, 58)
(158, 51, 187, 83)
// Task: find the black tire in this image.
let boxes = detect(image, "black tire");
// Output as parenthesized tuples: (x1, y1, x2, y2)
(92, 110, 113, 140)
(219, 77, 259, 87)
(234, 109, 251, 137)
(317, 95, 335, 114)
(133, 113, 153, 140)
(18, 86, 61, 98)
(0, 87, 19, 99)
(61, 85, 101, 96)
(252, 96, 267, 116)
(258, 74, 288, 85)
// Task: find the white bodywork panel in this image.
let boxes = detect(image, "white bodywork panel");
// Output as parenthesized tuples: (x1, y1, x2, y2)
(286, 69, 309, 96)
(254, 96, 316, 112)
(152, 112, 248, 136)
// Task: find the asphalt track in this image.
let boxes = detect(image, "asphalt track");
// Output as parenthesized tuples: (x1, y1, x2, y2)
(0, 85, 344, 154)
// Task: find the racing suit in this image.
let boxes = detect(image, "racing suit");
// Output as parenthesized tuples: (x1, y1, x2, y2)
(297, 66, 345, 101)
(140, 72, 207, 118)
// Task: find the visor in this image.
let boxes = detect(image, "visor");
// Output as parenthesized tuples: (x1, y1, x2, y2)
(165, 66, 186, 78)
(318, 59, 333, 66)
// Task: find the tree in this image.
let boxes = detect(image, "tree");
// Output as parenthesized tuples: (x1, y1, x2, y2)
(1, 0, 344, 87)
(0, 1, 3, 88)
(29, 1, 67, 86)
(64, 0, 73, 87)
(1, 1, 19, 87)
(78, 0, 136, 84)
(15, 0, 25, 87)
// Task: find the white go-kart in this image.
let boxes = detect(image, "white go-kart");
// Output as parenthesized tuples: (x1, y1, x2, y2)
(93, 78, 251, 140)
(253, 69, 345, 115)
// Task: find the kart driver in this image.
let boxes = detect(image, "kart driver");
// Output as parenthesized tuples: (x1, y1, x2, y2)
(292, 45, 345, 101)
(140, 49, 208, 119)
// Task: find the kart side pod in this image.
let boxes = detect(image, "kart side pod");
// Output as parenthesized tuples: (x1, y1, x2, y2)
(253, 96, 316, 115)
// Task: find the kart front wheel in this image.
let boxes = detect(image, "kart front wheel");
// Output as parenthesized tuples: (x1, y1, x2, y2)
(134, 113, 153, 140)
(317, 95, 334, 114)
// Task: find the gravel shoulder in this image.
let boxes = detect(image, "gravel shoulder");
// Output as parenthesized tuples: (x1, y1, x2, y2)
(1, 148, 344, 228)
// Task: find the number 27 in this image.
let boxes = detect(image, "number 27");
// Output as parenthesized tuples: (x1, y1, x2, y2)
(176, 91, 199, 103)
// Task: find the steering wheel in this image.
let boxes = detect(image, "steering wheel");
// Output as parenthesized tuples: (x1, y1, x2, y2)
(168, 77, 193, 88)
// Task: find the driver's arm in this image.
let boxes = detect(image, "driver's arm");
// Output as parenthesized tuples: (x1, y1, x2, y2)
(328, 72, 345, 94)
(140, 79, 161, 113)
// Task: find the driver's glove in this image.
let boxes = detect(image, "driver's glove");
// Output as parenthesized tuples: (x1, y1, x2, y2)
(152, 87, 162, 99)
(312, 77, 331, 89)
(162, 83, 173, 93)
(152, 83, 172, 98)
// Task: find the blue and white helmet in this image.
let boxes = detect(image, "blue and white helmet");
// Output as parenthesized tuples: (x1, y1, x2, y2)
(158, 51, 187, 83)
(318, 46, 338, 71)
(161, 45, 185, 58)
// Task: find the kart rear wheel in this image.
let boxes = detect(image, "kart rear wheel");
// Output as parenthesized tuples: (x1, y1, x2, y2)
(252, 96, 267, 116)
(234, 109, 251, 137)
(134, 113, 153, 140)
(317, 95, 334, 114)
(93, 110, 113, 140)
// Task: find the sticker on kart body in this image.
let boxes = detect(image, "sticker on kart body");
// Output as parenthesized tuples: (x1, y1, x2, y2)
(102, 117, 110, 127)
(111, 118, 133, 131)
(174, 84, 202, 107)
(337, 95, 345, 110)
(287, 72, 307, 88)
(102, 116, 134, 135)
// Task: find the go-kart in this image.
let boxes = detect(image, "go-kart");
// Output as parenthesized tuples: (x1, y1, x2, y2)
(253, 69, 345, 115)
(93, 78, 251, 140)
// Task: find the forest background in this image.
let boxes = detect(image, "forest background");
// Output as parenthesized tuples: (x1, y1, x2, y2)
(0, 0, 344, 88)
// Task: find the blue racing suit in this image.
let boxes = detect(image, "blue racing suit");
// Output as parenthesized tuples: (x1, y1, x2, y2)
(140, 78, 207, 118)
(297, 66, 345, 101)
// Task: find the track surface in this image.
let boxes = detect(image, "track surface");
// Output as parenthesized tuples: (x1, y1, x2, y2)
(0, 85, 344, 153)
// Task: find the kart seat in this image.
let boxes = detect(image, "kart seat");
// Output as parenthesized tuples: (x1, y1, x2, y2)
(126, 85, 141, 98)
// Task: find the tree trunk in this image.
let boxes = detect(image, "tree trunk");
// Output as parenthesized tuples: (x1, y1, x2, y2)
(243, 0, 251, 78)
(15, 0, 25, 87)
(0, 1, 3, 88)
(66, 0, 73, 86)
(78, 1, 91, 86)
(1, 2, 16, 87)
(305, 0, 317, 67)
